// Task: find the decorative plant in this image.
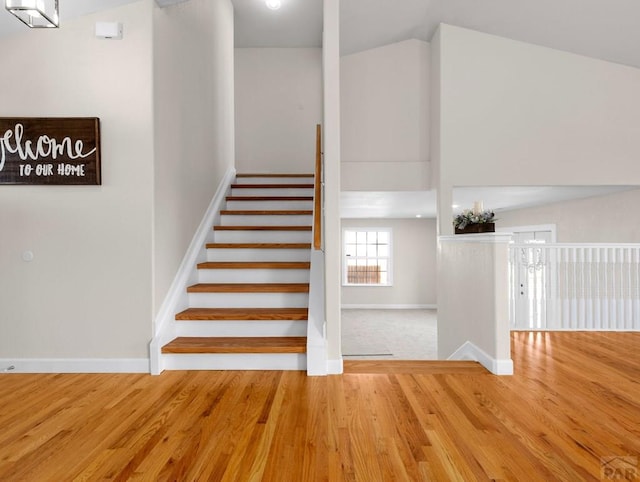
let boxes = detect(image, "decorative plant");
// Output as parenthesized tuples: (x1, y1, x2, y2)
(453, 209, 496, 230)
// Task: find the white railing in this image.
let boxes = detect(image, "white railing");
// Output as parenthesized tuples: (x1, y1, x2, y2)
(509, 244, 640, 331)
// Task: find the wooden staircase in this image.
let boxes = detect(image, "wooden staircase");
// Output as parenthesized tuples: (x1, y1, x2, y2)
(160, 174, 314, 370)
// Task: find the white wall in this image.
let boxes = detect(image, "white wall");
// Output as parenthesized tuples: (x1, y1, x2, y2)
(436, 24, 640, 235)
(153, 0, 235, 315)
(498, 188, 640, 243)
(0, 2, 154, 361)
(438, 235, 513, 374)
(341, 39, 430, 191)
(235, 48, 322, 173)
(341, 218, 437, 307)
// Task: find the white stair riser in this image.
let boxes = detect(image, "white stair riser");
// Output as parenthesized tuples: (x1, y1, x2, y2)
(188, 292, 309, 308)
(214, 230, 312, 244)
(220, 214, 312, 226)
(162, 353, 306, 371)
(207, 248, 311, 262)
(231, 188, 314, 197)
(226, 200, 313, 210)
(175, 320, 307, 337)
(198, 269, 310, 284)
(236, 177, 313, 185)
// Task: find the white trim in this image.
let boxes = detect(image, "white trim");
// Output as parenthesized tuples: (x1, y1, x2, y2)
(150, 166, 236, 375)
(511, 328, 640, 332)
(439, 233, 514, 244)
(327, 358, 343, 374)
(0, 358, 149, 373)
(341, 304, 437, 310)
(448, 341, 514, 375)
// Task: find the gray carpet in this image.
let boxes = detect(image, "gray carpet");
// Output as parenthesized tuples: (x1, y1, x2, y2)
(341, 309, 438, 360)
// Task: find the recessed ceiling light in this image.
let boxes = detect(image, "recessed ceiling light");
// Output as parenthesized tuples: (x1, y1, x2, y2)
(452, 204, 460, 209)
(415, 214, 422, 218)
(265, 0, 281, 10)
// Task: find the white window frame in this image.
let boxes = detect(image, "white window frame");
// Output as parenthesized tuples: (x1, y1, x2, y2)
(342, 227, 393, 287)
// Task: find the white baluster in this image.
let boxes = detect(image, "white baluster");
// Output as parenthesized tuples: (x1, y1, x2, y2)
(594, 247, 601, 330)
(633, 248, 640, 330)
(585, 247, 593, 330)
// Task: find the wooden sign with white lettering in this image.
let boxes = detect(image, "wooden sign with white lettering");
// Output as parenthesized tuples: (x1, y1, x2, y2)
(0, 117, 101, 185)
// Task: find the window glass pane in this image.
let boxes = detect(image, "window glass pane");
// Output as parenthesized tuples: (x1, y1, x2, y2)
(345, 244, 356, 257)
(343, 228, 392, 286)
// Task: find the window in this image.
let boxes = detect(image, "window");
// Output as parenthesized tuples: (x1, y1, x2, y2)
(343, 228, 392, 286)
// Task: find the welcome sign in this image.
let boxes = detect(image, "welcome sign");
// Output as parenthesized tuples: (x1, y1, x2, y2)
(0, 117, 101, 185)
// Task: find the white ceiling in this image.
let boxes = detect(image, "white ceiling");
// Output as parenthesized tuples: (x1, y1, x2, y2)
(232, 0, 640, 69)
(339, 0, 640, 64)
(2, 0, 639, 66)
(233, 0, 322, 49)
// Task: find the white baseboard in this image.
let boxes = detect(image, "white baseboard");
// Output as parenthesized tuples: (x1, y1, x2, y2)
(341, 304, 437, 310)
(327, 358, 343, 374)
(0, 358, 149, 374)
(511, 328, 640, 332)
(448, 341, 514, 376)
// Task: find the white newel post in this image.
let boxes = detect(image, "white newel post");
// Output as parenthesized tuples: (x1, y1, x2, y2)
(438, 233, 514, 375)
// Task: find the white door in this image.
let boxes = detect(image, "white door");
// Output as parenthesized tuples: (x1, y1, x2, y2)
(512, 229, 553, 329)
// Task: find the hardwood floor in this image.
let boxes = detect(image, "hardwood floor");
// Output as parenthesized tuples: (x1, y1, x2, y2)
(1, 332, 638, 481)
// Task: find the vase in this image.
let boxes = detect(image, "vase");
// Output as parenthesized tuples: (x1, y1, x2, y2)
(454, 222, 495, 235)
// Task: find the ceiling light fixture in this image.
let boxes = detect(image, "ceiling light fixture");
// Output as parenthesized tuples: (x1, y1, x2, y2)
(265, 0, 281, 10)
(5, 0, 58, 28)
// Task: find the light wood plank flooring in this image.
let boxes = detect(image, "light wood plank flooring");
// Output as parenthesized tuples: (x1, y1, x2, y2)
(0, 332, 638, 481)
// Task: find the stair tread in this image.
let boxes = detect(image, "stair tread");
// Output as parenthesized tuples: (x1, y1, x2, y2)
(214, 225, 312, 231)
(206, 243, 312, 249)
(197, 261, 310, 270)
(236, 173, 313, 178)
(187, 283, 310, 293)
(162, 336, 307, 354)
(176, 307, 308, 320)
(220, 210, 313, 215)
(231, 184, 314, 189)
(226, 196, 313, 201)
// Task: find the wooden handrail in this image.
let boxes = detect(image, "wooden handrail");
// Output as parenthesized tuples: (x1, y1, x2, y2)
(313, 124, 322, 250)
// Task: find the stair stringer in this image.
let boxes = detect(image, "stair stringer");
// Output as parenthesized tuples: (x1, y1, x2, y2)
(150, 166, 236, 375)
